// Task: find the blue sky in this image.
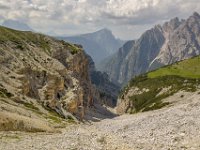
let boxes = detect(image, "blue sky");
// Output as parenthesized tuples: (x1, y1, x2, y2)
(0, 0, 199, 40)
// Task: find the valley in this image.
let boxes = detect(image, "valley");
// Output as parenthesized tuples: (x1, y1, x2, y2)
(1, 90, 200, 150)
(0, 10, 200, 150)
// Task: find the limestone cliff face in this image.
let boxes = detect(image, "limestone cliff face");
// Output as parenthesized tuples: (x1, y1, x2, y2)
(149, 12, 200, 69)
(99, 12, 200, 85)
(87, 55, 120, 107)
(0, 26, 95, 120)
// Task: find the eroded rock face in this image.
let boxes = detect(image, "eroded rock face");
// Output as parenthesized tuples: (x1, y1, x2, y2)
(87, 55, 120, 107)
(149, 12, 200, 69)
(0, 27, 94, 120)
(99, 12, 200, 85)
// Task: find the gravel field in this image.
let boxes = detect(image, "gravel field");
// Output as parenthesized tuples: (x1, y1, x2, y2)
(1, 91, 200, 150)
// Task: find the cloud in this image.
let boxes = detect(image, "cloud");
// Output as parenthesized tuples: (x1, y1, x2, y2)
(0, 0, 199, 39)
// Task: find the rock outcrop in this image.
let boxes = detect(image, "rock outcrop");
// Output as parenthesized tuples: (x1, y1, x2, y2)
(87, 55, 120, 107)
(99, 12, 200, 85)
(0, 26, 107, 125)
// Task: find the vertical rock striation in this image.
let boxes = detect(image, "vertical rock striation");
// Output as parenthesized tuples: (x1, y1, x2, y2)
(0, 26, 99, 120)
(99, 12, 200, 85)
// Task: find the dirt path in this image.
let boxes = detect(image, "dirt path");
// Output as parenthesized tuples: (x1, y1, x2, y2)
(1, 91, 200, 150)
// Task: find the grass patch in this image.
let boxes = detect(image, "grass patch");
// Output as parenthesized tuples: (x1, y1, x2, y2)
(97, 136, 107, 144)
(46, 113, 75, 124)
(23, 102, 39, 111)
(0, 87, 13, 98)
(60, 40, 80, 55)
(22, 101, 43, 115)
(148, 56, 200, 79)
(48, 115, 62, 123)
(121, 56, 200, 114)
(44, 107, 63, 123)
(13, 99, 43, 115)
(0, 26, 81, 55)
(66, 115, 76, 123)
(44, 106, 75, 124)
(0, 26, 51, 53)
(126, 75, 200, 113)
(66, 42, 81, 55)
(14, 100, 39, 111)
(0, 135, 20, 140)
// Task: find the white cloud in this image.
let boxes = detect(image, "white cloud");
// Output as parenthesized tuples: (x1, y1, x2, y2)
(0, 0, 199, 39)
(106, 0, 159, 17)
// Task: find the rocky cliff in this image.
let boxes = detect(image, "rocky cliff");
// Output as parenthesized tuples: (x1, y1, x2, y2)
(99, 12, 200, 85)
(87, 55, 120, 107)
(0, 26, 113, 131)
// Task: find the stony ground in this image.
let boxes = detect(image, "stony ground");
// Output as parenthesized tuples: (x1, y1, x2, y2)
(1, 91, 200, 150)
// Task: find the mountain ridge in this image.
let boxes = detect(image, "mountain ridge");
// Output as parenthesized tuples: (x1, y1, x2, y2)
(2, 19, 33, 31)
(99, 12, 200, 85)
(58, 28, 125, 64)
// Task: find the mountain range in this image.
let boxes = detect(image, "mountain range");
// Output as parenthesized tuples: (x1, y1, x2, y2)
(58, 28, 125, 63)
(1, 11, 200, 150)
(99, 12, 200, 85)
(2, 19, 33, 31)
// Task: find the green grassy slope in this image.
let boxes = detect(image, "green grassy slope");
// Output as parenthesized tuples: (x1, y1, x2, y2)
(0, 26, 81, 55)
(148, 56, 200, 78)
(121, 56, 200, 114)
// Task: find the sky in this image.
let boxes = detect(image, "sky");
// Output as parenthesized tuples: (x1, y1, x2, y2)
(0, 0, 200, 40)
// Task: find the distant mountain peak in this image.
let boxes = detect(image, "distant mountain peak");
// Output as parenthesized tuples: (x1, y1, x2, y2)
(58, 28, 125, 64)
(99, 12, 200, 85)
(98, 28, 112, 33)
(94, 28, 113, 36)
(163, 17, 182, 31)
(192, 11, 200, 18)
(2, 19, 33, 31)
(169, 17, 180, 24)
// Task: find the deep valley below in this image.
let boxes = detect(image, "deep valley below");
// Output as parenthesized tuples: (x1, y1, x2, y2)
(1, 90, 200, 150)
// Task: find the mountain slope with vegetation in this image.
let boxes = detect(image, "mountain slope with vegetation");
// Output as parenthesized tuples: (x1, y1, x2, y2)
(0, 26, 114, 132)
(117, 56, 200, 114)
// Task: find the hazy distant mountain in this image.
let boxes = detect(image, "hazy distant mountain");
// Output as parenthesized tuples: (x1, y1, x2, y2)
(99, 12, 200, 85)
(58, 28, 125, 63)
(2, 19, 33, 31)
(87, 54, 120, 107)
